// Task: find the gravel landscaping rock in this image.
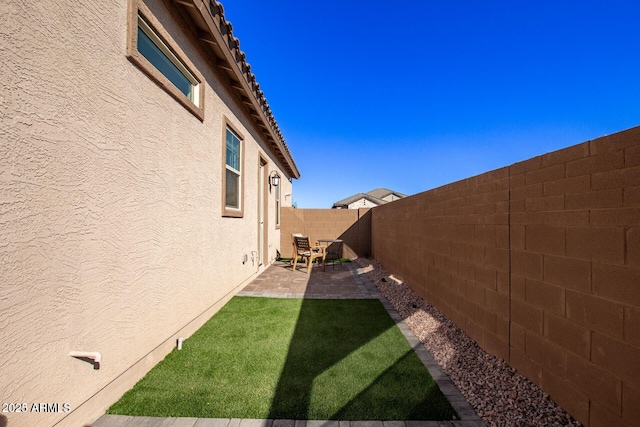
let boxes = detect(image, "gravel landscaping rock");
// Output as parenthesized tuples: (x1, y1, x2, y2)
(355, 258, 582, 427)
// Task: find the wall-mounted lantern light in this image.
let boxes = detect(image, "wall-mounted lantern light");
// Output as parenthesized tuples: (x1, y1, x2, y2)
(269, 171, 280, 187)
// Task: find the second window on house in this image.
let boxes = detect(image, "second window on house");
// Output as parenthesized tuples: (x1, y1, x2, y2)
(225, 128, 242, 211)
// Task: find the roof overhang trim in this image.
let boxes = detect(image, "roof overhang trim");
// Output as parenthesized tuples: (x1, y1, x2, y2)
(172, 0, 300, 179)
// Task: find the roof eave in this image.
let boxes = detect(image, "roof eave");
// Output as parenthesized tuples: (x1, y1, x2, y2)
(171, 0, 300, 179)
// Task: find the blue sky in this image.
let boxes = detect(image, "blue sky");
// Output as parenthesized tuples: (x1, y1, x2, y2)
(222, 1, 640, 208)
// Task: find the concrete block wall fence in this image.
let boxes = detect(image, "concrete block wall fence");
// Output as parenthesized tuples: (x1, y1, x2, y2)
(372, 165, 513, 363)
(280, 207, 371, 259)
(370, 126, 640, 427)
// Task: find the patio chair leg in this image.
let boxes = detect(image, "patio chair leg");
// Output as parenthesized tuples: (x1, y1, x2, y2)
(293, 256, 298, 272)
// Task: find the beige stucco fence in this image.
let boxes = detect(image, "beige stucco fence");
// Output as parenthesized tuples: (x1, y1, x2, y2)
(282, 127, 640, 427)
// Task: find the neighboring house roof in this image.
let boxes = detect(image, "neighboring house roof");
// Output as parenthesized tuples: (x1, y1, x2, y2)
(332, 193, 386, 208)
(332, 188, 407, 208)
(367, 188, 407, 200)
(171, 0, 300, 179)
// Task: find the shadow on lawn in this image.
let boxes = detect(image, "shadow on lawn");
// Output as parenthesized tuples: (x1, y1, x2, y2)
(267, 297, 393, 419)
(330, 350, 448, 421)
(266, 266, 454, 421)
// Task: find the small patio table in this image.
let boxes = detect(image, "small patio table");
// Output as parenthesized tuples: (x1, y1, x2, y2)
(318, 239, 344, 269)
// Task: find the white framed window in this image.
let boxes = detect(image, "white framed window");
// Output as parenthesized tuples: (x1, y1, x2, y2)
(275, 179, 281, 228)
(222, 120, 244, 217)
(127, 0, 204, 120)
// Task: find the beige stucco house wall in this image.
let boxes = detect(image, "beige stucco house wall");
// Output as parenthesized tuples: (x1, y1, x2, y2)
(380, 194, 401, 203)
(0, 1, 298, 426)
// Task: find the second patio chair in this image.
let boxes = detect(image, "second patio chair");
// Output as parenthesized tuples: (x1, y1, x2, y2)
(292, 235, 325, 274)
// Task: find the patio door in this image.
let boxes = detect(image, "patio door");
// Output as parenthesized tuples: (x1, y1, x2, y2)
(258, 157, 268, 266)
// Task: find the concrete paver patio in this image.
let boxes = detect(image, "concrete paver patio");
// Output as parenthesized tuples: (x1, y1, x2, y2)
(92, 261, 485, 427)
(238, 260, 379, 299)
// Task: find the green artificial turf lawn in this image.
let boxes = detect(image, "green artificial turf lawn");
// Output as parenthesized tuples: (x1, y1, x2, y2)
(108, 297, 457, 420)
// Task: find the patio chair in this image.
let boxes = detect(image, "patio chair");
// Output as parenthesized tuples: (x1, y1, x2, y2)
(292, 235, 325, 274)
(291, 233, 303, 260)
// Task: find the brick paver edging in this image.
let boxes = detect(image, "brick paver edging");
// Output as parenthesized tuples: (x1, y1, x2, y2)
(93, 415, 485, 427)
